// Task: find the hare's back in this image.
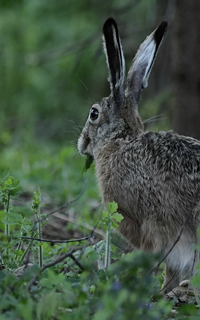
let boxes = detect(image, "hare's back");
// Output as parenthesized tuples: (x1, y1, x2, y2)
(134, 131, 200, 175)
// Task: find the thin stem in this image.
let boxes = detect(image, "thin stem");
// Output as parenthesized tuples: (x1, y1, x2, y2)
(34, 209, 43, 268)
(5, 193, 10, 257)
(5, 193, 10, 237)
(38, 209, 42, 268)
(32, 187, 43, 268)
(104, 221, 111, 271)
(20, 241, 32, 264)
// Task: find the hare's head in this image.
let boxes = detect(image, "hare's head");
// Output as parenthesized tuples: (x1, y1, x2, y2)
(78, 18, 167, 158)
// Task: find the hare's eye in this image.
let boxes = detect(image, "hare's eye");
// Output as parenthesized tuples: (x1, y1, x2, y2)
(90, 108, 99, 121)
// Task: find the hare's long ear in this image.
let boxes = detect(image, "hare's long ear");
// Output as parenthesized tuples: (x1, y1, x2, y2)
(103, 18, 125, 104)
(127, 21, 167, 103)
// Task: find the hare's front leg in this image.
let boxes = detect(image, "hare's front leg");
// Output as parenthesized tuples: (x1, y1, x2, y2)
(160, 265, 180, 294)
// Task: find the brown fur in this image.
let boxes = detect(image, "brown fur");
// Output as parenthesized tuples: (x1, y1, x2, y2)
(78, 18, 200, 293)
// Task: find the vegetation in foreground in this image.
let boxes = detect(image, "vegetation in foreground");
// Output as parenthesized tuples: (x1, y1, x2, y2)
(0, 141, 199, 320)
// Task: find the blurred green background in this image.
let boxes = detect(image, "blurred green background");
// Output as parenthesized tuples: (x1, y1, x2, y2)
(0, 0, 172, 142)
(0, 0, 172, 204)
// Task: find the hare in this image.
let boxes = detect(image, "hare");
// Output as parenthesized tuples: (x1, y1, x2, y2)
(77, 18, 200, 293)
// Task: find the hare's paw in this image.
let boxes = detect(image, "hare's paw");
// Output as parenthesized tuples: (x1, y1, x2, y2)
(179, 279, 190, 287)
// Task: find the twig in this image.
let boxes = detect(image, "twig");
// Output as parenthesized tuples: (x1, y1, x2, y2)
(27, 248, 82, 291)
(151, 224, 185, 275)
(41, 249, 82, 273)
(170, 289, 182, 304)
(22, 233, 93, 244)
(159, 272, 180, 295)
(70, 253, 84, 271)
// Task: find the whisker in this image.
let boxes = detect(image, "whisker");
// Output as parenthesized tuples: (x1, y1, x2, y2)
(66, 119, 77, 125)
(78, 79, 94, 105)
(74, 125, 83, 129)
(69, 111, 84, 131)
(74, 149, 82, 158)
(73, 125, 83, 133)
(65, 131, 80, 138)
(66, 119, 83, 129)
(65, 130, 78, 134)
(143, 114, 166, 124)
(68, 139, 79, 144)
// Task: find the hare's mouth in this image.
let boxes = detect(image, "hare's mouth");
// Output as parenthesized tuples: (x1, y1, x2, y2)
(77, 133, 92, 156)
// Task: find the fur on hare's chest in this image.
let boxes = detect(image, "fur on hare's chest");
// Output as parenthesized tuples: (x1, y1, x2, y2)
(94, 140, 154, 217)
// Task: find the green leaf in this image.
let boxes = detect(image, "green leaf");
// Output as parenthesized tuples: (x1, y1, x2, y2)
(102, 210, 109, 218)
(84, 246, 95, 255)
(106, 201, 118, 214)
(2, 212, 23, 225)
(87, 251, 99, 262)
(40, 269, 66, 289)
(81, 155, 93, 175)
(111, 221, 119, 229)
(1, 176, 23, 201)
(112, 212, 124, 223)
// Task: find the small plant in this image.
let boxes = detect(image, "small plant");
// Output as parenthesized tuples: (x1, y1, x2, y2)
(0, 172, 23, 266)
(1, 174, 23, 237)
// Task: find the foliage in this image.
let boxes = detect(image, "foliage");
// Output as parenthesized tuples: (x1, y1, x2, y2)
(0, 159, 199, 319)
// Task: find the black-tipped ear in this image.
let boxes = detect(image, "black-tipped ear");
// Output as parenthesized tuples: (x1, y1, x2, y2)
(154, 21, 168, 50)
(127, 21, 168, 103)
(102, 18, 125, 103)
